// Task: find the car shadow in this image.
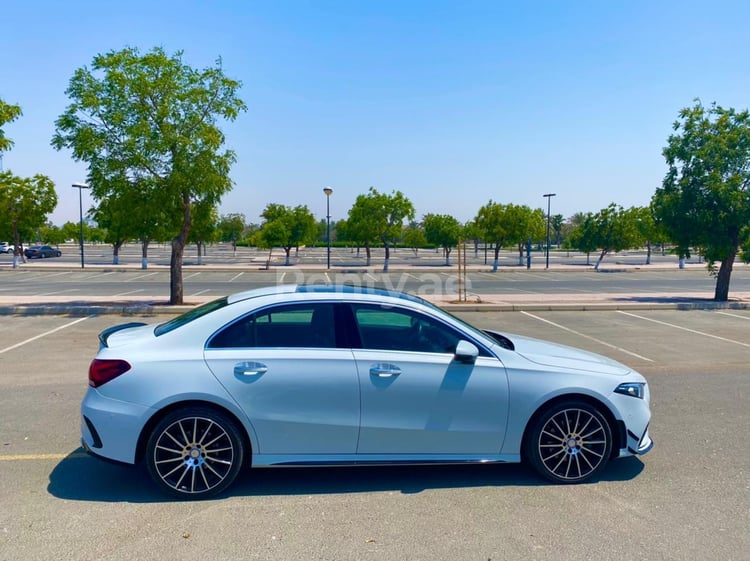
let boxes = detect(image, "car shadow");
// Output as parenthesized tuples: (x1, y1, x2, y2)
(47, 449, 645, 503)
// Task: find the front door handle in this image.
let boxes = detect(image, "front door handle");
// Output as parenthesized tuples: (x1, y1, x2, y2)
(370, 363, 401, 378)
(234, 361, 268, 376)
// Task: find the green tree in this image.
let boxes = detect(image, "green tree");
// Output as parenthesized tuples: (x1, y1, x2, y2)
(423, 213, 461, 265)
(474, 200, 509, 271)
(52, 46, 246, 304)
(189, 201, 219, 265)
(346, 187, 415, 271)
(40, 223, 66, 246)
(586, 203, 641, 270)
(218, 213, 246, 254)
(551, 214, 564, 247)
(402, 222, 428, 257)
(0, 171, 57, 268)
(90, 192, 133, 264)
(257, 203, 317, 266)
(652, 101, 750, 300)
(0, 98, 22, 156)
(504, 204, 546, 266)
(567, 212, 598, 265)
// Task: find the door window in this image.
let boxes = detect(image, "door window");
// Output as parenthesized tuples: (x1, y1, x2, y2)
(208, 303, 336, 349)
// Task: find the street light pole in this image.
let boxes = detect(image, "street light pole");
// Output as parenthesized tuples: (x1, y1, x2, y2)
(72, 183, 90, 269)
(323, 187, 333, 270)
(543, 193, 556, 270)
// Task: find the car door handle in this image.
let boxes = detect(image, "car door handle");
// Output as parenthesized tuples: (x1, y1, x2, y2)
(234, 361, 268, 376)
(369, 363, 401, 378)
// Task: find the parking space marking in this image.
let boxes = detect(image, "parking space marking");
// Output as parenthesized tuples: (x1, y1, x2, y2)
(0, 452, 87, 461)
(128, 272, 159, 281)
(190, 289, 211, 296)
(184, 272, 201, 280)
(229, 272, 244, 282)
(617, 311, 750, 348)
(716, 311, 750, 321)
(36, 289, 81, 296)
(112, 289, 145, 296)
(0, 317, 91, 355)
(520, 311, 653, 362)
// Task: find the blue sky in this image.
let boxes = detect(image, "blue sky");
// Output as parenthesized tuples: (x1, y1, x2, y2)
(2, 1, 749, 226)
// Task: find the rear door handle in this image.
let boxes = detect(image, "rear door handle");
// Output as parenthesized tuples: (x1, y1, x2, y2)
(370, 363, 401, 378)
(234, 361, 268, 376)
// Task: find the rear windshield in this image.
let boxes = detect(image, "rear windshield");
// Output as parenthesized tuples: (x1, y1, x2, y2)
(154, 297, 229, 336)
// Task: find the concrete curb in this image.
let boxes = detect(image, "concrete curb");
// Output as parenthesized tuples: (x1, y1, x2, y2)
(2, 299, 748, 317)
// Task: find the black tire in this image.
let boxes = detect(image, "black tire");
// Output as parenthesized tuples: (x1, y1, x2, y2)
(526, 400, 612, 484)
(145, 406, 245, 499)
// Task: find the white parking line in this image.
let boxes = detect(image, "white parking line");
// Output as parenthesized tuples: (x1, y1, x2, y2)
(183, 272, 201, 280)
(0, 317, 91, 355)
(36, 289, 81, 296)
(716, 311, 750, 321)
(365, 273, 377, 282)
(229, 272, 244, 282)
(618, 311, 750, 348)
(128, 272, 159, 281)
(190, 289, 211, 296)
(520, 312, 653, 362)
(279, 272, 287, 283)
(112, 289, 145, 296)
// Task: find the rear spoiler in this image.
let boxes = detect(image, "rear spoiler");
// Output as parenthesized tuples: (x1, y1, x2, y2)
(98, 322, 148, 348)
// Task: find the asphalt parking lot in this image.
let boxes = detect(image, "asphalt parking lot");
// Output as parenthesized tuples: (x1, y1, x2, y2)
(1, 309, 748, 561)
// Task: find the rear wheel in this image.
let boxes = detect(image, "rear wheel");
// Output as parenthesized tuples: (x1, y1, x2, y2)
(526, 400, 612, 483)
(146, 407, 245, 498)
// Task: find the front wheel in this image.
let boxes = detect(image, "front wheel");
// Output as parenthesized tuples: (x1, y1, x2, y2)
(145, 407, 245, 498)
(526, 400, 612, 484)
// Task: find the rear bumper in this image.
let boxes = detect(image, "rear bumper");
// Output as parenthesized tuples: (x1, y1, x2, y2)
(81, 387, 152, 465)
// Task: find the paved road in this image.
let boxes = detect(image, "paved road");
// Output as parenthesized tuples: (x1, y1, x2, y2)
(1, 309, 748, 560)
(1, 267, 749, 305)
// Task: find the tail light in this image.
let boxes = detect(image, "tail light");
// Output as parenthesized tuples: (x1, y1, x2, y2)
(89, 359, 131, 388)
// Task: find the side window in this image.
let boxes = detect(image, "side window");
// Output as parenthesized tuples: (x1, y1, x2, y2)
(208, 303, 336, 349)
(353, 305, 462, 354)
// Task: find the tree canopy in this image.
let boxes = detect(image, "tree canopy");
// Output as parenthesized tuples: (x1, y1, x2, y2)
(423, 213, 461, 265)
(0, 98, 22, 155)
(346, 187, 415, 271)
(256, 203, 317, 265)
(653, 101, 750, 300)
(0, 171, 58, 267)
(52, 46, 246, 303)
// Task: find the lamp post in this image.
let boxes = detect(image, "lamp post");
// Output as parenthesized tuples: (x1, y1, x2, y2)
(323, 187, 333, 269)
(72, 183, 90, 269)
(543, 193, 556, 270)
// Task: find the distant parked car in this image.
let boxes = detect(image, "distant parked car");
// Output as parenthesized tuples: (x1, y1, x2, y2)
(0, 242, 14, 254)
(24, 245, 62, 259)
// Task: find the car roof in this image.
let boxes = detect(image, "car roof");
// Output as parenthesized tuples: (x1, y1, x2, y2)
(226, 284, 426, 306)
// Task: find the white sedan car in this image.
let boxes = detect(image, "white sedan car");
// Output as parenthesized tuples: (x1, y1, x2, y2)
(81, 285, 653, 498)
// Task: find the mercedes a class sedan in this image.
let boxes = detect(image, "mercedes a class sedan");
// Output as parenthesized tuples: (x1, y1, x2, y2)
(81, 285, 653, 498)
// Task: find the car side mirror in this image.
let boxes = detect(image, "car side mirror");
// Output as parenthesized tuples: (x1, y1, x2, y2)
(454, 340, 479, 364)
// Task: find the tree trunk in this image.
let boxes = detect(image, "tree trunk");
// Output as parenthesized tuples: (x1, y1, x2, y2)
(714, 250, 736, 301)
(445, 247, 451, 266)
(365, 242, 371, 266)
(284, 247, 291, 266)
(141, 238, 150, 269)
(383, 242, 390, 272)
(112, 242, 121, 265)
(645, 241, 652, 265)
(196, 242, 203, 266)
(170, 194, 191, 305)
(517, 244, 524, 266)
(492, 244, 501, 272)
(594, 249, 608, 271)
